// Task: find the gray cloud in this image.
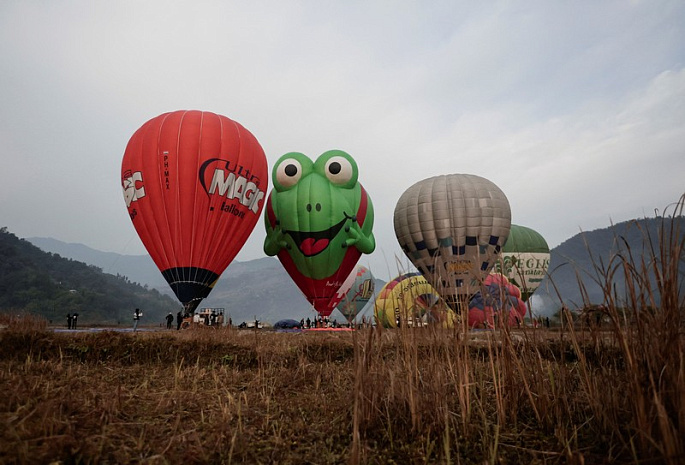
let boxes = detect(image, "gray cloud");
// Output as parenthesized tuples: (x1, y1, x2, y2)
(1, 1, 683, 281)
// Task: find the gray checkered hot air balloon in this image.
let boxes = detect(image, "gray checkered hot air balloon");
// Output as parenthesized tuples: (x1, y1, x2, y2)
(393, 174, 512, 312)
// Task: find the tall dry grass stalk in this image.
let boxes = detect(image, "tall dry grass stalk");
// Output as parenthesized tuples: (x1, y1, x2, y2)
(1, 199, 683, 463)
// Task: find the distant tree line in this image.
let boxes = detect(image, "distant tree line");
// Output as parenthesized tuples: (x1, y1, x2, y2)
(0, 227, 179, 325)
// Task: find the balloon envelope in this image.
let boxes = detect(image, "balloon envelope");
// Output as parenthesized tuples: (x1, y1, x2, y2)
(468, 274, 527, 328)
(496, 224, 550, 301)
(121, 110, 268, 312)
(335, 266, 375, 323)
(394, 174, 511, 310)
(264, 150, 375, 317)
(374, 272, 443, 328)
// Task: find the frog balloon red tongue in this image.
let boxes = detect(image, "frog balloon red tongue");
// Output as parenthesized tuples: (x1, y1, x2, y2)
(300, 238, 329, 256)
(263, 150, 376, 317)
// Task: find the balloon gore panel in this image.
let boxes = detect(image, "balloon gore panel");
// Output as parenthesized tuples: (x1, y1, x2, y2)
(394, 174, 511, 310)
(122, 110, 268, 312)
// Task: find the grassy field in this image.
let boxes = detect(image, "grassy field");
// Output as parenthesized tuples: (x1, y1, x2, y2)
(2, 209, 683, 464)
(0, 311, 682, 465)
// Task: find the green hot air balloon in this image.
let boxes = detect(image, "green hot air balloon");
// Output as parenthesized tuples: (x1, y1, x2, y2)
(496, 224, 550, 302)
(264, 150, 375, 317)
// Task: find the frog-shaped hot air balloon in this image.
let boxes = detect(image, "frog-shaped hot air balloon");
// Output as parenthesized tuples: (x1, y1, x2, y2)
(264, 150, 375, 317)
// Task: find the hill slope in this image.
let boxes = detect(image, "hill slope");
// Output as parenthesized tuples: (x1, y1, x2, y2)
(1, 227, 179, 325)
(532, 216, 685, 315)
(27, 237, 168, 290)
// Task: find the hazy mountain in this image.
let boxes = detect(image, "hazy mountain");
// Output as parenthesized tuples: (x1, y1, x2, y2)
(27, 215, 684, 322)
(531, 216, 684, 316)
(26, 237, 367, 325)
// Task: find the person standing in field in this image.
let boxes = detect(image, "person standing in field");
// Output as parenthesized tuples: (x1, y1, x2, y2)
(176, 310, 183, 330)
(166, 312, 174, 329)
(66, 313, 72, 329)
(133, 308, 142, 332)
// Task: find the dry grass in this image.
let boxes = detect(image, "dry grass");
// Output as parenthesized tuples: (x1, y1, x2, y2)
(0, 319, 682, 464)
(1, 202, 683, 464)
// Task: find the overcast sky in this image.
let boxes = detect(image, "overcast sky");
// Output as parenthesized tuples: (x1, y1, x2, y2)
(1, 1, 684, 281)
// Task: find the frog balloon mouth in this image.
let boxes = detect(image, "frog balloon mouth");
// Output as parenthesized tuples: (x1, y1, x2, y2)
(286, 216, 348, 257)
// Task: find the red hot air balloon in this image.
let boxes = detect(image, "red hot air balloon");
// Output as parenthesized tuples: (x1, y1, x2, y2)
(121, 110, 268, 313)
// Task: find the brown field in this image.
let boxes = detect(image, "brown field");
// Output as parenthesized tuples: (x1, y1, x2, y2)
(0, 310, 683, 465)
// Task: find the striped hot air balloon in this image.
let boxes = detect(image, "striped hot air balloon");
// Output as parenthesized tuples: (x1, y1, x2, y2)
(394, 174, 511, 312)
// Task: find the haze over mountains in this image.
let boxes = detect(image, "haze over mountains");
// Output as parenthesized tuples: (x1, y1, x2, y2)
(26, 237, 354, 324)
(26, 215, 684, 322)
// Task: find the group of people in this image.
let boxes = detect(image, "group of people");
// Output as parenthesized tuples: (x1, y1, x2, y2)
(65, 312, 79, 329)
(64, 307, 234, 332)
(300, 315, 374, 329)
(173, 309, 230, 330)
(301, 316, 341, 329)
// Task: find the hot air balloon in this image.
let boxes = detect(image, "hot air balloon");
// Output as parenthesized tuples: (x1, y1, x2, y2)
(467, 274, 527, 328)
(373, 273, 448, 328)
(394, 174, 511, 312)
(494, 224, 550, 302)
(335, 266, 375, 324)
(264, 150, 375, 317)
(121, 110, 268, 313)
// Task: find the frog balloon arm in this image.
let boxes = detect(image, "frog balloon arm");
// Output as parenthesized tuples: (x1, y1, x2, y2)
(264, 223, 288, 256)
(343, 222, 376, 253)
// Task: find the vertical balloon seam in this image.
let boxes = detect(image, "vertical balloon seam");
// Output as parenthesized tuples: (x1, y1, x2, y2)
(188, 110, 206, 276)
(196, 111, 223, 271)
(424, 177, 443, 294)
(176, 111, 195, 290)
(432, 176, 449, 296)
(181, 110, 200, 291)
(123, 125, 165, 275)
(192, 110, 221, 299)
(450, 174, 470, 298)
(200, 112, 228, 275)
(165, 110, 188, 302)
(188, 110, 211, 293)
(176, 112, 210, 307)
(212, 118, 249, 275)
(132, 117, 167, 273)
(148, 112, 176, 275)
(216, 117, 245, 273)
(168, 111, 185, 284)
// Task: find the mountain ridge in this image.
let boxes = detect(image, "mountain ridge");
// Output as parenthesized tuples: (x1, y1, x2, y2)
(25, 215, 685, 320)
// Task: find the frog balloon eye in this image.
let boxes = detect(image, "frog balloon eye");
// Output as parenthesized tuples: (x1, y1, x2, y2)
(275, 158, 303, 188)
(324, 156, 354, 186)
